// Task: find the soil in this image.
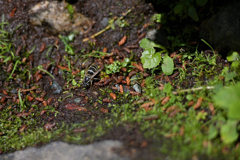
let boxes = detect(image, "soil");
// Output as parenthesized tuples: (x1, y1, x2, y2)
(0, 0, 231, 159)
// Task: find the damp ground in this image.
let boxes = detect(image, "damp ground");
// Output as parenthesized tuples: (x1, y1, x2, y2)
(0, 0, 239, 160)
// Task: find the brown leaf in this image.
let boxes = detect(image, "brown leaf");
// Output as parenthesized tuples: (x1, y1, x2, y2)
(166, 106, 178, 113)
(35, 97, 44, 102)
(193, 97, 203, 109)
(39, 43, 46, 53)
(100, 108, 108, 113)
(118, 35, 127, 46)
(140, 101, 155, 109)
(109, 93, 117, 100)
(188, 101, 195, 107)
(44, 122, 56, 131)
(73, 127, 87, 133)
(208, 102, 215, 115)
(19, 124, 27, 133)
(119, 85, 124, 94)
(65, 103, 87, 111)
(161, 96, 170, 105)
(179, 126, 184, 136)
(102, 98, 111, 103)
(9, 7, 17, 17)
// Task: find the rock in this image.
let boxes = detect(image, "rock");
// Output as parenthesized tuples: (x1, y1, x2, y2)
(145, 28, 169, 47)
(51, 81, 62, 94)
(100, 17, 109, 27)
(200, 2, 240, 52)
(74, 97, 82, 103)
(133, 83, 142, 94)
(28, 1, 92, 35)
(0, 140, 129, 160)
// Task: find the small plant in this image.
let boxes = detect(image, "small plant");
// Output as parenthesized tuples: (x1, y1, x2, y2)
(213, 82, 240, 144)
(150, 13, 165, 24)
(140, 38, 174, 75)
(59, 34, 75, 55)
(105, 58, 130, 74)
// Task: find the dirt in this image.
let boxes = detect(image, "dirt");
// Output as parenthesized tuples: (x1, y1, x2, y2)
(0, 0, 156, 154)
(0, 0, 231, 159)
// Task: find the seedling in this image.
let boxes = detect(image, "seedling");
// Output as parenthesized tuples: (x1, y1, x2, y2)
(140, 38, 174, 75)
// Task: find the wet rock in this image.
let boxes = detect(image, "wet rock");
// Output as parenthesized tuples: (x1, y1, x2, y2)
(145, 29, 169, 47)
(100, 17, 109, 27)
(74, 97, 82, 103)
(133, 83, 142, 94)
(123, 86, 131, 93)
(28, 1, 92, 35)
(115, 84, 120, 91)
(115, 84, 130, 93)
(0, 140, 129, 160)
(11, 89, 18, 94)
(200, 2, 240, 52)
(51, 81, 62, 94)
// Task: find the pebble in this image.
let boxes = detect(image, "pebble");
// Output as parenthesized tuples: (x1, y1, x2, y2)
(100, 17, 109, 27)
(74, 98, 82, 103)
(133, 83, 142, 94)
(51, 81, 62, 94)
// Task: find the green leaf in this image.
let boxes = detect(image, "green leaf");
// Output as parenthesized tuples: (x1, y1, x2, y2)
(140, 38, 164, 49)
(174, 4, 183, 14)
(67, 4, 74, 14)
(161, 54, 174, 75)
(122, 58, 130, 67)
(105, 61, 121, 74)
(196, 0, 208, 6)
(225, 72, 237, 82)
(141, 48, 161, 69)
(196, 112, 207, 121)
(231, 61, 240, 69)
(72, 79, 77, 86)
(163, 83, 172, 94)
(227, 51, 240, 62)
(186, 94, 194, 101)
(188, 6, 199, 21)
(214, 82, 240, 120)
(208, 124, 218, 140)
(213, 83, 223, 93)
(220, 120, 239, 144)
(68, 33, 75, 41)
(214, 86, 238, 109)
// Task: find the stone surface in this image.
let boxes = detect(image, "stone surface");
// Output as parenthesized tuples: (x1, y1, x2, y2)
(28, 1, 92, 35)
(0, 140, 129, 160)
(200, 2, 240, 52)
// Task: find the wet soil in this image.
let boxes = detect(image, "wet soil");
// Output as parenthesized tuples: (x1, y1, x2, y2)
(0, 0, 230, 159)
(0, 0, 156, 154)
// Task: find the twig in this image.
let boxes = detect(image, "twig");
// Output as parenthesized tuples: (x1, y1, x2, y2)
(172, 86, 214, 94)
(83, 6, 135, 42)
(19, 86, 38, 92)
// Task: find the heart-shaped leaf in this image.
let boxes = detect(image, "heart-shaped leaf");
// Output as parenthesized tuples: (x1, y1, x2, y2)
(141, 48, 161, 69)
